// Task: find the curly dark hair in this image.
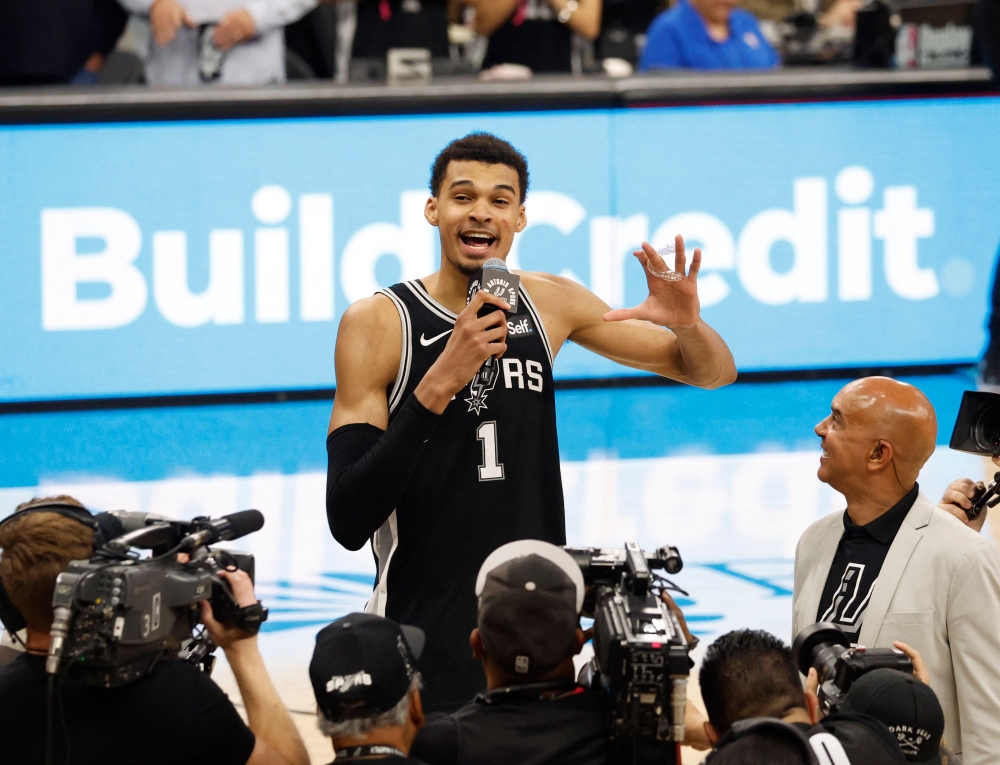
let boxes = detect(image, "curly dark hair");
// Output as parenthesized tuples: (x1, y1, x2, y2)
(699, 629, 806, 736)
(429, 133, 529, 203)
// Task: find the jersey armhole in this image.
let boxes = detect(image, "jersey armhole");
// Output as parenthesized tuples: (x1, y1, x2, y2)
(377, 289, 413, 414)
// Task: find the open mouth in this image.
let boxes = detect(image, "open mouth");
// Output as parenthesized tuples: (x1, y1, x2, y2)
(459, 232, 496, 252)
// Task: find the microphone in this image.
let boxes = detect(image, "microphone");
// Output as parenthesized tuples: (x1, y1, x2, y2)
(466, 258, 520, 379)
(180, 510, 265, 550)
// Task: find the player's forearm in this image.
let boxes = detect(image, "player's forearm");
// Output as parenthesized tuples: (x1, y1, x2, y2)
(225, 639, 309, 765)
(663, 321, 737, 389)
(326, 394, 442, 549)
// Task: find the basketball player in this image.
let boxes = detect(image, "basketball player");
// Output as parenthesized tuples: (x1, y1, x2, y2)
(326, 133, 736, 711)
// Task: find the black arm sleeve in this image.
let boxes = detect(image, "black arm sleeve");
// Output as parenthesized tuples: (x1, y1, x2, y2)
(326, 393, 442, 551)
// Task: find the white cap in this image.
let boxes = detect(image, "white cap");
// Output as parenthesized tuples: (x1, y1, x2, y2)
(475, 539, 585, 612)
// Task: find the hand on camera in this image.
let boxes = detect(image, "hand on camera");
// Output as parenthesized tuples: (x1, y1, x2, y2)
(660, 590, 697, 647)
(892, 641, 931, 684)
(938, 478, 989, 533)
(200, 568, 258, 649)
(415, 290, 510, 414)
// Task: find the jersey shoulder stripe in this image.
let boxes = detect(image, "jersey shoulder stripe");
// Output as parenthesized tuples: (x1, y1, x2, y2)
(519, 285, 554, 367)
(377, 288, 413, 414)
(404, 281, 457, 323)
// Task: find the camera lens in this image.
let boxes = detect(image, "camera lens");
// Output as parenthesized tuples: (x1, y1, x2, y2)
(973, 405, 1000, 453)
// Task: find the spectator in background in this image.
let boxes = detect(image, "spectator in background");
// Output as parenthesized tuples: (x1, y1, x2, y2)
(351, 0, 451, 62)
(119, 0, 317, 85)
(976, 0, 1000, 82)
(639, 0, 779, 70)
(470, 0, 602, 73)
(596, 0, 665, 64)
(0, 0, 127, 85)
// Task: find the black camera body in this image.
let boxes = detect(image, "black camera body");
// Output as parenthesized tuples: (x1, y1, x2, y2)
(48, 511, 264, 687)
(567, 542, 690, 743)
(949, 391, 1000, 519)
(792, 622, 912, 713)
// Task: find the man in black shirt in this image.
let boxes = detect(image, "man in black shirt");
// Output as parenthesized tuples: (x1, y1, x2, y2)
(816, 485, 918, 644)
(411, 540, 677, 765)
(0, 496, 308, 765)
(309, 613, 430, 764)
(698, 629, 906, 765)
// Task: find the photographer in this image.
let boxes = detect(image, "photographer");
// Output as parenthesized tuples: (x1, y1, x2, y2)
(410, 540, 693, 765)
(0, 496, 309, 765)
(698, 629, 905, 764)
(936, 453, 1000, 534)
(309, 613, 428, 763)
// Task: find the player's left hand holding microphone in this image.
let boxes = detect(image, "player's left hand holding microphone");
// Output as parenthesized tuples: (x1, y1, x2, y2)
(415, 290, 510, 413)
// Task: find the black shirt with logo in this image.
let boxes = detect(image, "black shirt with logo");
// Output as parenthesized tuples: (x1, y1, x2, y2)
(816, 485, 918, 644)
(0, 653, 255, 765)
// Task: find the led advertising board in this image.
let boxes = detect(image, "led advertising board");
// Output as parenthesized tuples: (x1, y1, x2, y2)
(1, 97, 997, 401)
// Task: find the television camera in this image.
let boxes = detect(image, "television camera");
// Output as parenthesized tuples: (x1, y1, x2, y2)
(566, 542, 690, 745)
(46, 509, 267, 688)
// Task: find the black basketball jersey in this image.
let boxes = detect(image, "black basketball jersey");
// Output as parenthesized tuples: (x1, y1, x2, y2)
(366, 278, 565, 711)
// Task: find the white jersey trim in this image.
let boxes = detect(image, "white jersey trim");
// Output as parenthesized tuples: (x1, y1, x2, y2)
(519, 285, 554, 368)
(404, 280, 457, 323)
(377, 288, 412, 414)
(365, 510, 399, 617)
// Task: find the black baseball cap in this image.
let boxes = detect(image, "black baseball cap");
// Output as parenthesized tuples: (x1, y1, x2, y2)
(309, 613, 425, 722)
(475, 540, 585, 678)
(841, 668, 945, 763)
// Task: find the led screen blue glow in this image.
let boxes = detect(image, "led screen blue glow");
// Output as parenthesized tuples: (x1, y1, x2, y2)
(1, 97, 998, 401)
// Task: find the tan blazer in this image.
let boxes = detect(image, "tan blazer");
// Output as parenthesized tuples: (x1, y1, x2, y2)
(793, 492, 1000, 764)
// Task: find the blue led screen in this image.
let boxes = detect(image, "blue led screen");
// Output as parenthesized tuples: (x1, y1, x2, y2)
(1, 97, 998, 401)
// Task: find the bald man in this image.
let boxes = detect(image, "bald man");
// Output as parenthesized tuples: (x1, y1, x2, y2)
(792, 377, 1000, 764)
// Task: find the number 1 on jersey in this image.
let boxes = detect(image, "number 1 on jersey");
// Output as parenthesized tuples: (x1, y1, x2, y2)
(476, 421, 505, 481)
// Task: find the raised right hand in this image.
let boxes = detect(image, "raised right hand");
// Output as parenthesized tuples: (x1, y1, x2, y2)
(414, 289, 509, 414)
(150, 0, 195, 47)
(938, 477, 989, 533)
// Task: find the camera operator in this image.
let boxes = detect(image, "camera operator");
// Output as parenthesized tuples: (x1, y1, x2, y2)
(0, 496, 309, 765)
(698, 629, 906, 764)
(793, 377, 1000, 764)
(410, 540, 697, 765)
(309, 613, 428, 763)
(830, 668, 959, 764)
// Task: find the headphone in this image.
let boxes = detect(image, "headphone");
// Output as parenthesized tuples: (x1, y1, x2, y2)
(0, 502, 105, 637)
(704, 718, 819, 765)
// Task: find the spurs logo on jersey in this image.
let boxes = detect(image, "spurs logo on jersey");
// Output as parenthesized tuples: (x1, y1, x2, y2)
(466, 362, 501, 414)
